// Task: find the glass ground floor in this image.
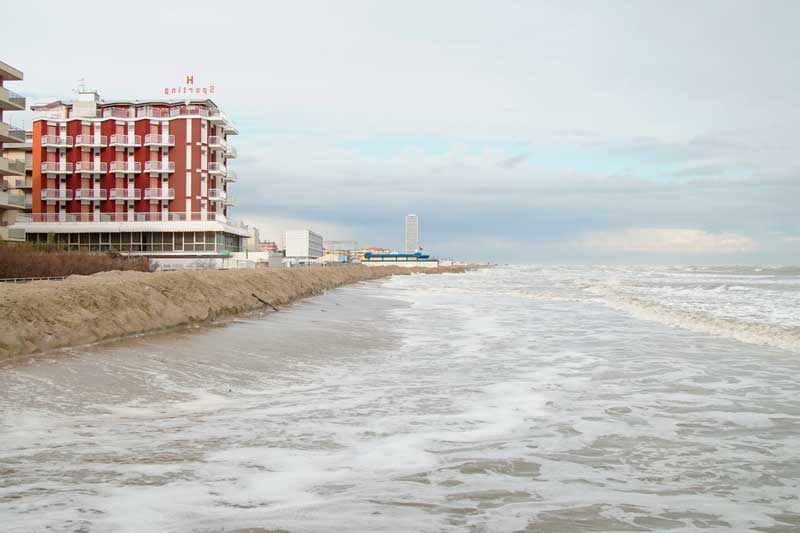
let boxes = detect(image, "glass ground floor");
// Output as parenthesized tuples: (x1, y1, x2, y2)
(25, 230, 243, 255)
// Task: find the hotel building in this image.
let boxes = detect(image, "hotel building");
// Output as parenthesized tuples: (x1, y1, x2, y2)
(16, 90, 247, 255)
(0, 60, 27, 242)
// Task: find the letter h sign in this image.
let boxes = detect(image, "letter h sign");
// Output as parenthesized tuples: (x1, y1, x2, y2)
(185, 75, 194, 85)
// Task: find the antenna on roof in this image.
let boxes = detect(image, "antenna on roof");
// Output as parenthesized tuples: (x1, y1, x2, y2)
(77, 78, 86, 93)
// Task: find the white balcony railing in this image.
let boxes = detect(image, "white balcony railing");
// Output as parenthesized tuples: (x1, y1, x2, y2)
(41, 135, 73, 148)
(143, 188, 176, 201)
(208, 136, 226, 149)
(208, 188, 226, 201)
(225, 145, 237, 159)
(170, 106, 210, 117)
(223, 170, 237, 183)
(75, 161, 108, 174)
(109, 134, 141, 147)
(109, 188, 141, 201)
(110, 161, 141, 173)
(224, 196, 238, 207)
(41, 162, 73, 174)
(136, 106, 171, 118)
(208, 162, 226, 175)
(75, 135, 108, 148)
(75, 188, 108, 201)
(144, 134, 175, 147)
(144, 161, 175, 173)
(40, 189, 73, 201)
(17, 211, 234, 224)
(102, 107, 135, 119)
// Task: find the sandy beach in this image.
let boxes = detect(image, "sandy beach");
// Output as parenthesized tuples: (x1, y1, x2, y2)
(0, 265, 470, 360)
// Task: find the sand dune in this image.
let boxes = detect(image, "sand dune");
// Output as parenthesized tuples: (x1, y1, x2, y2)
(0, 265, 468, 360)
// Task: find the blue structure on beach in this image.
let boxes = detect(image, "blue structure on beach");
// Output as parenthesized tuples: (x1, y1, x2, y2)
(361, 251, 439, 268)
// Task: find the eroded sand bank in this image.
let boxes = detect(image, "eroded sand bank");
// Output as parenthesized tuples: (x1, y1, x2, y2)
(0, 265, 469, 360)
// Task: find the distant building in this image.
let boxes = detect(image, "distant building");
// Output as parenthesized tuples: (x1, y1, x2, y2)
(355, 246, 392, 262)
(285, 229, 323, 264)
(0, 60, 27, 242)
(258, 240, 277, 253)
(2, 131, 32, 217)
(243, 224, 260, 252)
(362, 250, 439, 269)
(405, 213, 419, 253)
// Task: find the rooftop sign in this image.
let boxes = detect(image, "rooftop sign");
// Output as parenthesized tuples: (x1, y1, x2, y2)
(164, 75, 215, 97)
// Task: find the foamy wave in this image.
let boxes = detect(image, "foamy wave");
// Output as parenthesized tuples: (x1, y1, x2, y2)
(586, 285, 800, 353)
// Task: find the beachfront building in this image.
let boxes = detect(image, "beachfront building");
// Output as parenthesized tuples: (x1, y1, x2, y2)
(285, 229, 323, 265)
(2, 131, 33, 216)
(0, 61, 27, 242)
(258, 241, 278, 253)
(15, 90, 247, 256)
(362, 251, 439, 269)
(405, 213, 419, 253)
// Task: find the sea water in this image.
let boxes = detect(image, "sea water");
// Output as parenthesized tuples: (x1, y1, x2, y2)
(1, 266, 799, 532)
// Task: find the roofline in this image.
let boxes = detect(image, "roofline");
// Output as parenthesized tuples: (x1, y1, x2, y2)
(0, 61, 23, 81)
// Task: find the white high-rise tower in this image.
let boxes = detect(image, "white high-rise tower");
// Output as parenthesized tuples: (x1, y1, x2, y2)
(405, 214, 420, 253)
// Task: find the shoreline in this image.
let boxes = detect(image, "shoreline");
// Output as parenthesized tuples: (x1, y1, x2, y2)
(0, 265, 474, 362)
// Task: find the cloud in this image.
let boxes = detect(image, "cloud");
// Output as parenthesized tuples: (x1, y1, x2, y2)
(579, 229, 755, 255)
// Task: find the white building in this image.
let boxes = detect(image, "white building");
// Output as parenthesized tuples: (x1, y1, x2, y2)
(405, 214, 419, 253)
(285, 229, 323, 264)
(243, 224, 260, 252)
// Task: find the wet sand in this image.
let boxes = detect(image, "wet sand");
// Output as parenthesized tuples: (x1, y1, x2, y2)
(0, 265, 469, 361)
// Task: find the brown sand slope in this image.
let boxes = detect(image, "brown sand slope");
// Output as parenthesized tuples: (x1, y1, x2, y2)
(0, 265, 469, 360)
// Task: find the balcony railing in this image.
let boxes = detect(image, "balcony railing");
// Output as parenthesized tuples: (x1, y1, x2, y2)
(42, 135, 73, 148)
(75, 188, 108, 201)
(102, 107, 135, 119)
(144, 134, 175, 147)
(170, 106, 210, 117)
(208, 136, 226, 149)
(208, 188, 226, 201)
(223, 170, 237, 183)
(136, 106, 171, 118)
(110, 161, 141, 173)
(75, 161, 108, 174)
(0, 88, 25, 110)
(109, 188, 141, 201)
(109, 134, 141, 147)
(75, 135, 108, 147)
(41, 162, 73, 174)
(224, 196, 237, 207)
(17, 212, 233, 224)
(144, 188, 176, 201)
(144, 160, 175, 173)
(10, 177, 32, 189)
(226, 145, 237, 159)
(41, 189, 73, 201)
(208, 163, 226, 175)
(5, 125, 25, 143)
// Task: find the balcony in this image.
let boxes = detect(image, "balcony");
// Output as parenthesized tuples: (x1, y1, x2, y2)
(0, 157, 25, 176)
(16, 211, 235, 224)
(75, 135, 108, 148)
(102, 107, 135, 119)
(170, 106, 209, 117)
(208, 136, 226, 150)
(144, 134, 175, 148)
(223, 170, 237, 183)
(0, 190, 25, 209)
(75, 188, 108, 201)
(136, 106, 171, 119)
(144, 160, 175, 174)
(226, 145, 237, 159)
(109, 134, 141, 148)
(0, 87, 25, 111)
(0, 122, 26, 143)
(0, 226, 25, 242)
(41, 189, 73, 201)
(75, 161, 108, 174)
(41, 135, 73, 148)
(208, 162, 226, 176)
(226, 122, 239, 135)
(109, 161, 141, 174)
(9, 177, 32, 189)
(144, 188, 175, 201)
(109, 188, 141, 201)
(208, 188, 226, 202)
(224, 196, 238, 207)
(41, 162, 73, 175)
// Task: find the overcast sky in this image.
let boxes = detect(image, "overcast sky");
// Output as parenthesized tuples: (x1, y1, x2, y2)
(5, 0, 799, 263)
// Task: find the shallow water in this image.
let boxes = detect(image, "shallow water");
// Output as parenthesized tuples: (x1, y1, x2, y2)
(1, 266, 799, 532)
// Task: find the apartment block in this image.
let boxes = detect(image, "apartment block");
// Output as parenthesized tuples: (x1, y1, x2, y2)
(0, 60, 27, 242)
(16, 90, 247, 255)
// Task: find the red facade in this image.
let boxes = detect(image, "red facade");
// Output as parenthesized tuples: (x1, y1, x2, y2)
(31, 99, 237, 223)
